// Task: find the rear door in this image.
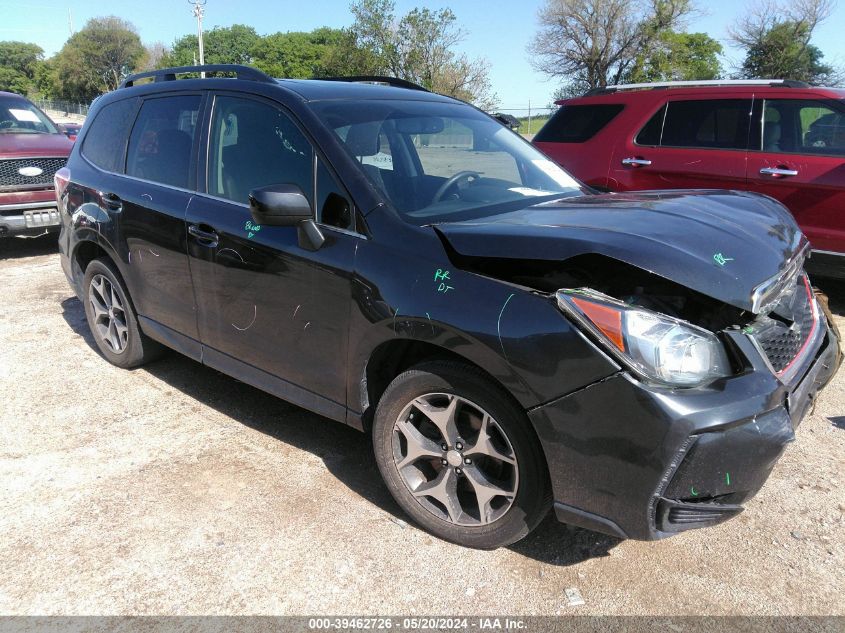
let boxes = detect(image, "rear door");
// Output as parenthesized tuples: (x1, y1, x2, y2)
(119, 93, 204, 341)
(745, 96, 845, 254)
(609, 96, 753, 191)
(185, 93, 358, 418)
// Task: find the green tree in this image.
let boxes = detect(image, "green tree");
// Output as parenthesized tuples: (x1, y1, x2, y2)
(628, 31, 722, 82)
(0, 41, 44, 94)
(162, 24, 260, 67)
(731, 0, 841, 84)
(528, 0, 693, 94)
(53, 16, 144, 101)
(741, 21, 833, 83)
(251, 28, 346, 78)
(338, 0, 496, 108)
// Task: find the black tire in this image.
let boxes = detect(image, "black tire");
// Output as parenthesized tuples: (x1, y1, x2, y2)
(82, 257, 162, 368)
(372, 361, 551, 549)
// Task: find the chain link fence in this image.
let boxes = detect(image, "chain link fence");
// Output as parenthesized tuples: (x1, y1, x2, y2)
(32, 99, 89, 118)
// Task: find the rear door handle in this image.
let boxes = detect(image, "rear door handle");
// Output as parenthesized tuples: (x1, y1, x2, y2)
(100, 192, 122, 211)
(621, 157, 652, 167)
(760, 167, 799, 177)
(188, 224, 219, 246)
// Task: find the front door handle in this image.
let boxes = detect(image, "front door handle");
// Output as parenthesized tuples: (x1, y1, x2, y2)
(760, 167, 799, 178)
(188, 224, 219, 246)
(621, 157, 652, 167)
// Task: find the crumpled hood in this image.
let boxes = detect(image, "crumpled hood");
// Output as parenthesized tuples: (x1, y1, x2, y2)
(435, 190, 807, 313)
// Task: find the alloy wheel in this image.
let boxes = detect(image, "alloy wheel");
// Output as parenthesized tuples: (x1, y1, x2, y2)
(88, 274, 129, 354)
(392, 392, 519, 526)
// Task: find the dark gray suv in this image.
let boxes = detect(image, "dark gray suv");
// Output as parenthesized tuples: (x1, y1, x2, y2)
(56, 65, 840, 549)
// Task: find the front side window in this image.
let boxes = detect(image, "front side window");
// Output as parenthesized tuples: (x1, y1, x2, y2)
(534, 104, 624, 143)
(207, 95, 314, 206)
(126, 95, 201, 189)
(0, 96, 57, 135)
(759, 99, 845, 156)
(312, 99, 582, 224)
(81, 98, 138, 173)
(639, 99, 752, 151)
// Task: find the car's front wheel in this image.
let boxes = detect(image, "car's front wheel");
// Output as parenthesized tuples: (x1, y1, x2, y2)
(373, 361, 551, 549)
(82, 257, 161, 368)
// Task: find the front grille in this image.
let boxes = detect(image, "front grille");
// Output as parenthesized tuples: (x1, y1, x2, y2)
(0, 157, 66, 189)
(751, 275, 817, 374)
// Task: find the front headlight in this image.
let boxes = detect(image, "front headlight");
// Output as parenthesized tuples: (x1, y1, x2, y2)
(556, 289, 731, 387)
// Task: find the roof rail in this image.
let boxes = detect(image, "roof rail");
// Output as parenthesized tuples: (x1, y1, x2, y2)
(317, 75, 429, 92)
(583, 79, 810, 96)
(120, 64, 275, 88)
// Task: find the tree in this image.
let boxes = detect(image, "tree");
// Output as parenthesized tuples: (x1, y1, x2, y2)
(528, 0, 693, 94)
(339, 0, 497, 108)
(251, 28, 347, 78)
(53, 17, 144, 101)
(627, 31, 722, 83)
(0, 41, 44, 94)
(162, 24, 260, 67)
(731, 0, 839, 84)
(138, 41, 170, 72)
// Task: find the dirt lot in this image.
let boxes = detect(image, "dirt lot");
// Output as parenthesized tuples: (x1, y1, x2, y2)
(0, 237, 843, 616)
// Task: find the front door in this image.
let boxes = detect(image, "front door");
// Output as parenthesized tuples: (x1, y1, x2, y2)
(745, 97, 845, 254)
(186, 93, 359, 418)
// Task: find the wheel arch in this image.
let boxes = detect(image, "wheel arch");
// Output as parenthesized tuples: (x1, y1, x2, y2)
(358, 338, 529, 433)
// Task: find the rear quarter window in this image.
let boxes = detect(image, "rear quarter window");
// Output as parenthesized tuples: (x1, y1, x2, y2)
(80, 98, 139, 173)
(534, 104, 624, 143)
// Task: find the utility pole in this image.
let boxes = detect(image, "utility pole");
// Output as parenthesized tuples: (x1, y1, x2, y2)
(189, 0, 207, 77)
(68, 8, 74, 35)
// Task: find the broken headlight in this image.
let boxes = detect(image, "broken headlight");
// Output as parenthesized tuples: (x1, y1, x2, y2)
(556, 289, 731, 387)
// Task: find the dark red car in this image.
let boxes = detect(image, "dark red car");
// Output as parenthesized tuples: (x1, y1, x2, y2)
(533, 81, 845, 277)
(0, 91, 74, 238)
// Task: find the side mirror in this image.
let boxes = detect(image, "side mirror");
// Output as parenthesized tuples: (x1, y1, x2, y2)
(249, 184, 312, 226)
(248, 184, 325, 251)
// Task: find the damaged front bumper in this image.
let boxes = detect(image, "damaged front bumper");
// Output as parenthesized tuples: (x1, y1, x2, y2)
(529, 317, 840, 541)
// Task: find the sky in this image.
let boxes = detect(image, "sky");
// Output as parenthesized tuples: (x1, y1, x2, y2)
(2, 0, 844, 115)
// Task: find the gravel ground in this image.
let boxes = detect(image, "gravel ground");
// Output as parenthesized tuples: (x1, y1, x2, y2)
(0, 237, 843, 616)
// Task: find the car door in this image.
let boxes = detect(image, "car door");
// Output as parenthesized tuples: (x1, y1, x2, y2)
(185, 93, 359, 419)
(609, 96, 752, 191)
(118, 93, 204, 342)
(745, 96, 845, 254)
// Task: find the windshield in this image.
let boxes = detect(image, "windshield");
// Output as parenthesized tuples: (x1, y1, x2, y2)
(311, 99, 584, 223)
(0, 97, 58, 135)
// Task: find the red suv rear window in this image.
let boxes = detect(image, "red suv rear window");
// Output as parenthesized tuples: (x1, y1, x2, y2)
(534, 104, 624, 143)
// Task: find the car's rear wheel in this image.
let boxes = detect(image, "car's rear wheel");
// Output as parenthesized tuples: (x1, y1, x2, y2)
(82, 257, 161, 368)
(372, 361, 551, 549)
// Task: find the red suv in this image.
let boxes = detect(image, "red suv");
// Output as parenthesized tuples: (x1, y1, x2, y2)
(533, 81, 845, 277)
(1, 91, 74, 239)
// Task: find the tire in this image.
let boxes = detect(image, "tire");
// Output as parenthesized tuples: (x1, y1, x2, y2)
(373, 361, 551, 549)
(82, 257, 162, 368)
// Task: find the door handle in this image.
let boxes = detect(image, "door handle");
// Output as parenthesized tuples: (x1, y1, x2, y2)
(760, 167, 799, 177)
(621, 157, 652, 167)
(188, 224, 219, 245)
(100, 192, 122, 211)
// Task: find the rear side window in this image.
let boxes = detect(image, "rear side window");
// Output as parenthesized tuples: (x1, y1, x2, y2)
(126, 95, 201, 189)
(534, 104, 624, 143)
(81, 98, 139, 173)
(650, 99, 751, 150)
